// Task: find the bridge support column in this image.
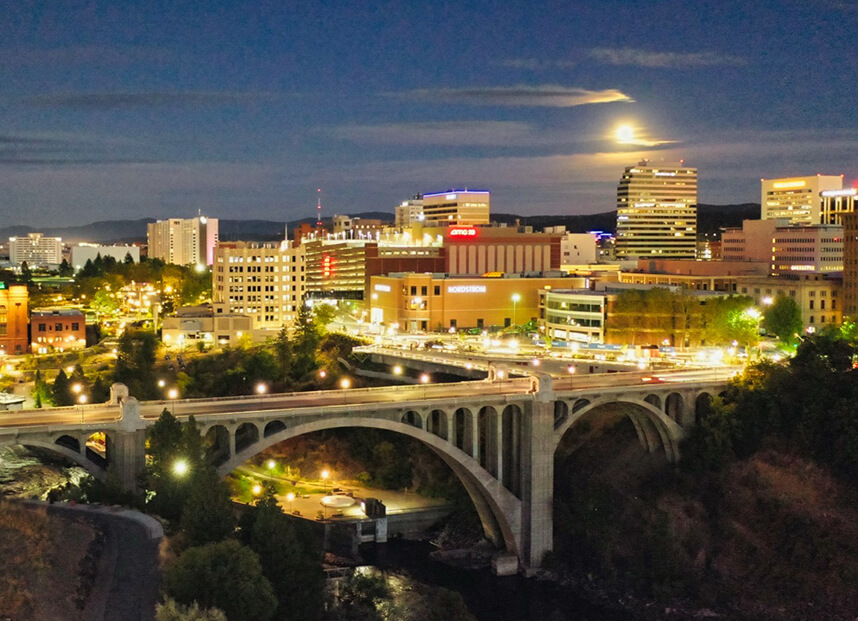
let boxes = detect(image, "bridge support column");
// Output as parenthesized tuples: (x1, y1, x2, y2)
(113, 396, 148, 492)
(519, 384, 555, 570)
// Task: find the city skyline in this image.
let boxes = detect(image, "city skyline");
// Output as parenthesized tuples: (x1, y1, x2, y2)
(0, 0, 855, 227)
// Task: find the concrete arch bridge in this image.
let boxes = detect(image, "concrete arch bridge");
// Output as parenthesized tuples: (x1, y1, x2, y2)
(0, 368, 733, 571)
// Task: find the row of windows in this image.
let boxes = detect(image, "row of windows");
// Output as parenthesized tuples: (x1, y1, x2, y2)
(36, 322, 81, 331)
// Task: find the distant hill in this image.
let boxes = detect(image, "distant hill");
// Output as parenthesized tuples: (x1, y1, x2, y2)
(0, 205, 759, 243)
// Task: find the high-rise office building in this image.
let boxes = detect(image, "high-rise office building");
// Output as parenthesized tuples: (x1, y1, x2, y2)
(760, 175, 843, 225)
(615, 162, 698, 260)
(395, 196, 424, 227)
(212, 241, 306, 333)
(8, 233, 63, 267)
(147, 216, 219, 266)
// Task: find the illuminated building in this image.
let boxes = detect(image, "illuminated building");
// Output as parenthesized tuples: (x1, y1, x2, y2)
(71, 244, 140, 270)
(331, 215, 390, 238)
(395, 195, 424, 227)
(420, 190, 490, 226)
(432, 224, 563, 275)
(368, 272, 587, 333)
(161, 304, 253, 349)
(31, 309, 86, 353)
(539, 290, 607, 344)
(843, 212, 858, 318)
(0, 283, 29, 355)
(212, 241, 305, 333)
(8, 233, 63, 267)
(760, 175, 842, 224)
(821, 187, 857, 225)
(736, 275, 842, 330)
(147, 216, 219, 266)
(615, 162, 698, 260)
(722, 219, 843, 274)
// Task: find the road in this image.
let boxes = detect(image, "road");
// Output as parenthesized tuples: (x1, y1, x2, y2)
(0, 366, 739, 429)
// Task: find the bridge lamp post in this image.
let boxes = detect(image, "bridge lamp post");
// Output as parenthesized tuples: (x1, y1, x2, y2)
(286, 491, 295, 514)
(255, 382, 268, 395)
(321, 469, 330, 495)
(78, 394, 87, 423)
(511, 293, 521, 329)
(167, 388, 179, 415)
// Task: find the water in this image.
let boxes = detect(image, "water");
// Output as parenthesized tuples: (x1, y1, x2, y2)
(362, 540, 638, 621)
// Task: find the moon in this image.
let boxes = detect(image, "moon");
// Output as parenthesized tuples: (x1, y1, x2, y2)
(616, 124, 635, 143)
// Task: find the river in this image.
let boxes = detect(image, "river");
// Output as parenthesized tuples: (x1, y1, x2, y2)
(362, 540, 639, 621)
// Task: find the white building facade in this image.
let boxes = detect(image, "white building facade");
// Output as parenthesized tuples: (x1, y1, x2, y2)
(8, 233, 63, 267)
(147, 216, 219, 266)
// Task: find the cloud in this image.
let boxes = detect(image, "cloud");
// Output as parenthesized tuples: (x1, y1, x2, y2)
(0, 131, 152, 165)
(20, 91, 277, 110)
(588, 48, 746, 69)
(396, 85, 633, 107)
(325, 121, 537, 146)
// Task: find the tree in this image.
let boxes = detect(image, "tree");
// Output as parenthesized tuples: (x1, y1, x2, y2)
(291, 303, 319, 379)
(124, 252, 135, 265)
(51, 370, 73, 406)
(332, 571, 391, 621)
(156, 598, 227, 621)
(112, 329, 158, 399)
(763, 295, 803, 345)
(180, 466, 235, 547)
(313, 303, 337, 333)
(58, 258, 74, 277)
(243, 487, 325, 621)
(273, 327, 294, 383)
(163, 539, 276, 621)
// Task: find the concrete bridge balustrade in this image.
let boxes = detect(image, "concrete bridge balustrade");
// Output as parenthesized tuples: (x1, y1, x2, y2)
(0, 370, 731, 572)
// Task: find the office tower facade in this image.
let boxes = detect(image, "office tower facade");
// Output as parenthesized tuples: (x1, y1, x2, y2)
(395, 196, 424, 227)
(147, 216, 219, 266)
(844, 212, 858, 318)
(615, 162, 698, 260)
(820, 187, 857, 225)
(212, 241, 306, 333)
(421, 190, 490, 226)
(8, 233, 63, 267)
(760, 175, 843, 225)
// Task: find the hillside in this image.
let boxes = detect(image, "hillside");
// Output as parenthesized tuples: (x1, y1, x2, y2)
(0, 204, 759, 244)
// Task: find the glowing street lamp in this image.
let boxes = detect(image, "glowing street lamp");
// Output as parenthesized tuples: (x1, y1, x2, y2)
(167, 388, 179, 414)
(511, 293, 521, 328)
(321, 469, 330, 495)
(340, 377, 351, 389)
(173, 459, 189, 477)
(267, 459, 276, 471)
(420, 373, 430, 384)
(252, 483, 263, 496)
(392, 365, 403, 376)
(286, 491, 295, 513)
(78, 393, 87, 423)
(255, 382, 268, 395)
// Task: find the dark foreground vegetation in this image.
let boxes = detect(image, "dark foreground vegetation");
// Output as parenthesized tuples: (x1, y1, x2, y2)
(553, 327, 858, 620)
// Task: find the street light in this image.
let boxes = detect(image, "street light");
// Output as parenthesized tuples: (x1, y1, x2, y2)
(286, 491, 295, 514)
(78, 394, 87, 423)
(167, 388, 179, 414)
(511, 293, 521, 328)
(255, 382, 268, 395)
(321, 469, 330, 495)
(173, 459, 189, 477)
(267, 459, 276, 471)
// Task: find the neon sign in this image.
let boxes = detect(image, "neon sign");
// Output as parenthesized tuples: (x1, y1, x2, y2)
(448, 285, 486, 293)
(448, 226, 477, 238)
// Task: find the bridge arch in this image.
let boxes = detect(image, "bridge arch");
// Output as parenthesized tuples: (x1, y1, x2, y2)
(553, 396, 685, 462)
(0, 438, 108, 481)
(216, 416, 522, 557)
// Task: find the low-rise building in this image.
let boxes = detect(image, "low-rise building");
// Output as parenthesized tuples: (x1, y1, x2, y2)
(735, 274, 842, 331)
(31, 309, 86, 353)
(368, 272, 588, 333)
(162, 304, 253, 349)
(71, 244, 140, 270)
(721, 219, 843, 274)
(538, 289, 608, 344)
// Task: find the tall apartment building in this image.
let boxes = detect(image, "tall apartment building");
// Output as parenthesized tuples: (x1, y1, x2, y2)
(821, 187, 857, 225)
(0, 283, 29, 355)
(615, 162, 698, 260)
(8, 233, 63, 267)
(760, 175, 843, 225)
(147, 216, 219, 266)
(843, 212, 858, 318)
(421, 190, 490, 226)
(212, 241, 305, 333)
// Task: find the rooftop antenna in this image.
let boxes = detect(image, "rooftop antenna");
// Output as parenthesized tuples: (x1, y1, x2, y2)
(316, 188, 323, 228)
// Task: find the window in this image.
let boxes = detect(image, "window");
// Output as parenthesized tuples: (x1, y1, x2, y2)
(410, 286, 417, 295)
(809, 300, 814, 310)
(820, 300, 825, 310)
(434, 286, 440, 296)
(38, 323, 46, 331)
(55, 323, 62, 332)
(450, 319, 457, 329)
(71, 322, 80, 331)
(421, 286, 427, 296)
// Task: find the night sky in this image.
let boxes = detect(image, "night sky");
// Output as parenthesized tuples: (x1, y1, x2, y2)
(1, 0, 856, 227)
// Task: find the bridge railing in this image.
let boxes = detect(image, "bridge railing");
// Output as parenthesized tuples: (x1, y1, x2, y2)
(0, 402, 120, 429)
(137, 376, 536, 419)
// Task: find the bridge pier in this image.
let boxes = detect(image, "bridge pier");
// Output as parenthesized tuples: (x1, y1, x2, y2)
(113, 396, 147, 491)
(519, 378, 555, 569)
